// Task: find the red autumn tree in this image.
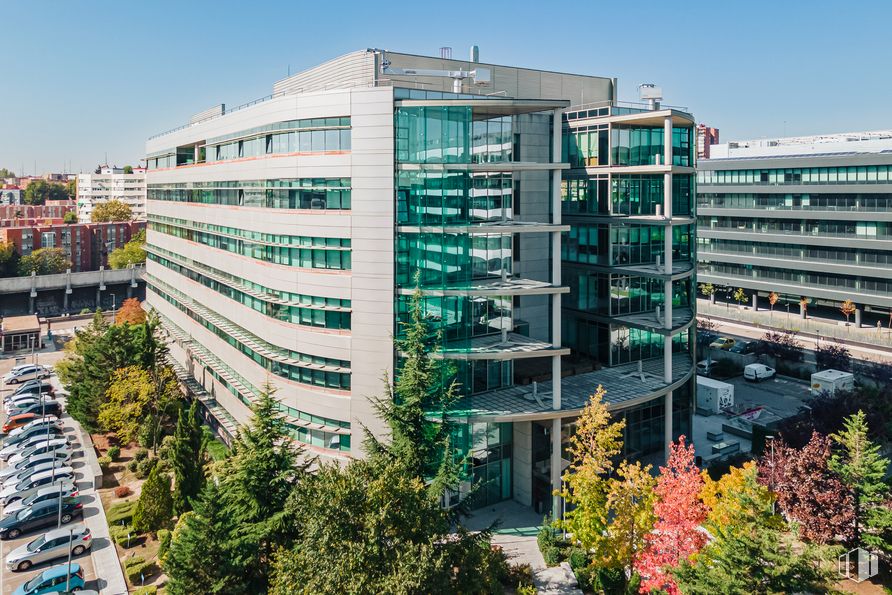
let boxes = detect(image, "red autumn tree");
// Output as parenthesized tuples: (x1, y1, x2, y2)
(758, 432, 854, 544)
(635, 436, 707, 594)
(115, 297, 147, 326)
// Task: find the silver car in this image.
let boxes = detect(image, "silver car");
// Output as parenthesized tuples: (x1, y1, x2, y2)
(2, 460, 71, 489)
(1, 480, 74, 507)
(1, 425, 64, 450)
(3, 484, 79, 517)
(8, 439, 71, 466)
(5, 416, 63, 439)
(0, 467, 75, 504)
(5, 524, 92, 571)
(0, 434, 65, 460)
(0, 452, 71, 481)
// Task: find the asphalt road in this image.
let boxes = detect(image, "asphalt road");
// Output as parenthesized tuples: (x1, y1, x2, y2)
(0, 354, 100, 595)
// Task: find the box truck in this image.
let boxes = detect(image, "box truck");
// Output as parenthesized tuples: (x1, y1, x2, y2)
(810, 369, 855, 396)
(696, 376, 735, 415)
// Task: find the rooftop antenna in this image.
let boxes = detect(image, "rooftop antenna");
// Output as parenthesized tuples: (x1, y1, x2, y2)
(638, 83, 663, 110)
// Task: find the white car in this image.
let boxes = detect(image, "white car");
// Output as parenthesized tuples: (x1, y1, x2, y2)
(2, 461, 70, 489)
(0, 432, 66, 459)
(3, 484, 80, 517)
(744, 363, 776, 382)
(6, 417, 63, 440)
(0, 451, 71, 480)
(2, 365, 50, 384)
(7, 439, 71, 466)
(1, 480, 74, 507)
(0, 467, 75, 503)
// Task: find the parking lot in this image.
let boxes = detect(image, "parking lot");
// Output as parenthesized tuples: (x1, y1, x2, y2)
(0, 352, 103, 594)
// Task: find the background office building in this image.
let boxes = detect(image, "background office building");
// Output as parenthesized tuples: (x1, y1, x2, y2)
(144, 49, 695, 514)
(698, 130, 892, 325)
(76, 166, 147, 222)
(696, 124, 719, 159)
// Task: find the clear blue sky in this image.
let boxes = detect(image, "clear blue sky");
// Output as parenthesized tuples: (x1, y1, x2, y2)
(2, 0, 890, 174)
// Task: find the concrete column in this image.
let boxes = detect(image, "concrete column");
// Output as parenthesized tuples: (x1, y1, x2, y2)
(551, 109, 563, 413)
(855, 307, 862, 328)
(512, 421, 533, 507)
(664, 115, 673, 169)
(665, 390, 674, 460)
(752, 293, 758, 310)
(800, 302, 807, 319)
(551, 416, 562, 519)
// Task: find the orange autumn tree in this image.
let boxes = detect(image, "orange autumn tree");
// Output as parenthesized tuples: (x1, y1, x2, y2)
(115, 297, 146, 325)
(635, 436, 707, 594)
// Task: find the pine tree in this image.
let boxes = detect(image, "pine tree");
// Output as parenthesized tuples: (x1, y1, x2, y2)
(164, 482, 236, 595)
(133, 463, 173, 534)
(636, 436, 707, 594)
(759, 432, 854, 544)
(829, 411, 892, 552)
(363, 285, 459, 491)
(172, 400, 206, 515)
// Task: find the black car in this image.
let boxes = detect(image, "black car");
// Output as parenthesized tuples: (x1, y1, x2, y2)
(8, 401, 62, 418)
(9, 381, 54, 398)
(0, 497, 82, 540)
(729, 340, 759, 355)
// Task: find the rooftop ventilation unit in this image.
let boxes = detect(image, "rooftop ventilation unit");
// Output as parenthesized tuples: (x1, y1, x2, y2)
(638, 83, 663, 110)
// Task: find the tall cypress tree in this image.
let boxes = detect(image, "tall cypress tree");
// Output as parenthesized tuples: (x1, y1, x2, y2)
(133, 464, 173, 534)
(172, 400, 206, 515)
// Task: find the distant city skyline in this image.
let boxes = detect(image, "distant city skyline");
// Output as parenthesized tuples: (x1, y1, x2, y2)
(2, 0, 890, 173)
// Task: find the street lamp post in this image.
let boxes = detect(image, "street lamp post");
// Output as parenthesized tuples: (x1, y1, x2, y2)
(65, 527, 74, 592)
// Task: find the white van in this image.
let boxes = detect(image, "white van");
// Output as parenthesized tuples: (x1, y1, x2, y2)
(744, 363, 776, 382)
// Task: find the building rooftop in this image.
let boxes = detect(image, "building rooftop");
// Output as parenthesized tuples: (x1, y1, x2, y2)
(709, 130, 892, 160)
(1, 314, 40, 334)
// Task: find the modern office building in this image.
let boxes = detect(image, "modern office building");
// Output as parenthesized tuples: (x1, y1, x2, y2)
(696, 124, 719, 159)
(145, 49, 695, 514)
(698, 130, 892, 325)
(76, 166, 146, 222)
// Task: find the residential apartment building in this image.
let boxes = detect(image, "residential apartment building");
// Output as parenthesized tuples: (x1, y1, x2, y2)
(76, 166, 146, 222)
(696, 124, 719, 159)
(0, 188, 22, 205)
(0, 201, 75, 225)
(0, 220, 144, 272)
(698, 130, 892, 325)
(145, 49, 695, 515)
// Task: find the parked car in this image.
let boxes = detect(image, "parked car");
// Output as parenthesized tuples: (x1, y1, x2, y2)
(3, 366, 50, 385)
(0, 451, 72, 481)
(8, 440, 72, 466)
(1, 480, 74, 508)
(6, 417, 64, 440)
(696, 360, 718, 376)
(0, 497, 83, 540)
(11, 562, 85, 595)
(744, 363, 776, 382)
(3, 461, 71, 490)
(8, 401, 62, 419)
(709, 337, 736, 350)
(6, 524, 92, 571)
(2, 426, 64, 451)
(3, 484, 79, 516)
(0, 468, 76, 504)
(2, 414, 41, 435)
(730, 340, 759, 355)
(5, 394, 44, 411)
(8, 381, 55, 398)
(1, 433, 67, 460)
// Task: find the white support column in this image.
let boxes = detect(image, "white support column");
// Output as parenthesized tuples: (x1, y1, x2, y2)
(662, 114, 675, 460)
(551, 416, 562, 518)
(552, 107, 563, 412)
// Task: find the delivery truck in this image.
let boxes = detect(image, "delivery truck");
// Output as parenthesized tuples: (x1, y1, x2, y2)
(696, 375, 735, 415)
(810, 369, 855, 396)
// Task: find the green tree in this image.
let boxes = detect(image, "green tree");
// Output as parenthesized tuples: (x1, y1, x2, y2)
(674, 471, 827, 594)
(363, 284, 459, 491)
(0, 167, 16, 179)
(171, 400, 207, 515)
(0, 241, 18, 277)
(91, 199, 132, 222)
(66, 178, 76, 200)
(133, 463, 173, 534)
(63, 211, 77, 224)
(18, 247, 70, 275)
(123, 165, 134, 174)
(108, 229, 146, 269)
(98, 365, 180, 444)
(829, 411, 892, 552)
(733, 287, 747, 307)
(23, 179, 67, 205)
(166, 386, 304, 594)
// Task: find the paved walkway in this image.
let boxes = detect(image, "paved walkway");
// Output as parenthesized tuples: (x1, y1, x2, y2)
(466, 501, 582, 594)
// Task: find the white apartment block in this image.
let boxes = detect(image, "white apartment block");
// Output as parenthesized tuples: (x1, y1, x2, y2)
(76, 166, 146, 222)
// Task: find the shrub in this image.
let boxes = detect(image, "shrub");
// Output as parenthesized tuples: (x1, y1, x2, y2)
(98, 455, 112, 469)
(132, 587, 158, 595)
(124, 555, 146, 569)
(157, 528, 172, 562)
(134, 456, 158, 480)
(127, 459, 139, 473)
(517, 586, 536, 595)
(537, 516, 556, 552)
(107, 500, 136, 525)
(592, 567, 626, 593)
(125, 560, 158, 584)
(575, 565, 595, 592)
(107, 445, 121, 460)
(505, 563, 534, 589)
(134, 448, 149, 462)
(568, 547, 588, 571)
(543, 545, 561, 567)
(114, 486, 132, 498)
